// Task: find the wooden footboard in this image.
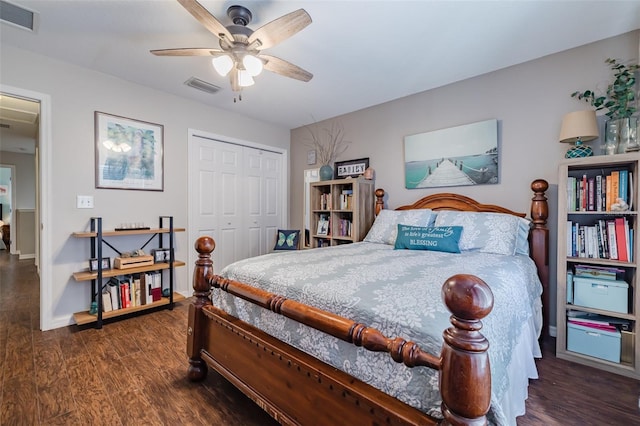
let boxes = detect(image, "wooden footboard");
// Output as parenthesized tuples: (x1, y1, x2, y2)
(187, 237, 494, 426)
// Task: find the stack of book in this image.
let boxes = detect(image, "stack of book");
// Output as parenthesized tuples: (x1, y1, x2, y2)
(319, 193, 331, 210)
(566, 217, 632, 261)
(101, 271, 163, 312)
(567, 310, 631, 332)
(567, 169, 632, 212)
(339, 189, 353, 210)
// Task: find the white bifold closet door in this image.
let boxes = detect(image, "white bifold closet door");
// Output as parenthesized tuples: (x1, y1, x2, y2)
(191, 135, 283, 271)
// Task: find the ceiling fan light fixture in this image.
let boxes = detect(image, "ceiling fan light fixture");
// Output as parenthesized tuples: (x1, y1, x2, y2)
(243, 54, 263, 76)
(212, 55, 233, 76)
(237, 69, 255, 87)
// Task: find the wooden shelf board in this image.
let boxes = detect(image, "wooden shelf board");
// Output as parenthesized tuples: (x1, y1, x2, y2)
(72, 260, 186, 281)
(72, 227, 186, 238)
(73, 292, 186, 325)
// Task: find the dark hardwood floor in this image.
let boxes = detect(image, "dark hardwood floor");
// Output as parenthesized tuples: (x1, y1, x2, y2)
(1, 250, 639, 425)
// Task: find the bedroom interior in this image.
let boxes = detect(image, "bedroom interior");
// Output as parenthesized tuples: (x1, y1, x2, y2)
(1, 1, 640, 425)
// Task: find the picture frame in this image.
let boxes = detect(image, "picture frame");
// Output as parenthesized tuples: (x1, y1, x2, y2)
(152, 248, 171, 263)
(334, 157, 369, 179)
(95, 111, 164, 191)
(89, 257, 111, 272)
(307, 149, 317, 165)
(316, 216, 329, 235)
(404, 119, 498, 189)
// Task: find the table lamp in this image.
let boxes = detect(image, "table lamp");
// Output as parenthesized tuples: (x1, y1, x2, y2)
(559, 110, 599, 158)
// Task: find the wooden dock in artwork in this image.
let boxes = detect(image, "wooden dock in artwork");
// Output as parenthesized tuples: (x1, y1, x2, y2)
(417, 159, 475, 188)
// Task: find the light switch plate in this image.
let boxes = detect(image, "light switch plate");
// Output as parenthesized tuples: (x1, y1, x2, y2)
(77, 195, 94, 209)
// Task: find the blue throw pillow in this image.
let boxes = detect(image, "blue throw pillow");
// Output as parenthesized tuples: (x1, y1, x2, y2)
(274, 229, 300, 250)
(394, 224, 462, 253)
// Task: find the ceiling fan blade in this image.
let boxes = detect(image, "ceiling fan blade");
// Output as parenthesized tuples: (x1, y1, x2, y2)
(177, 0, 234, 43)
(248, 9, 311, 50)
(150, 48, 224, 56)
(261, 55, 313, 82)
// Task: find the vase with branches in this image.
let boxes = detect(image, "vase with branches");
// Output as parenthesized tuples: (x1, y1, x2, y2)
(571, 58, 640, 154)
(304, 120, 350, 180)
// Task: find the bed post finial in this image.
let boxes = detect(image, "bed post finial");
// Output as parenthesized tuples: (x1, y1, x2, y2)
(187, 236, 215, 382)
(193, 236, 215, 305)
(440, 274, 493, 426)
(375, 188, 385, 215)
(530, 179, 549, 338)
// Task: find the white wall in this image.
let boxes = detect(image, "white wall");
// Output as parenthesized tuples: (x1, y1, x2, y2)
(0, 150, 36, 210)
(290, 30, 640, 329)
(0, 45, 290, 329)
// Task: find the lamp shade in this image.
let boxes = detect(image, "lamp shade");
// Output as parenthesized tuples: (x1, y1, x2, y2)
(243, 55, 263, 76)
(212, 55, 233, 77)
(559, 110, 599, 144)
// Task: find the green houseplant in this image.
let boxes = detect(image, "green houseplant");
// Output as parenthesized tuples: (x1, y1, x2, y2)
(571, 58, 640, 154)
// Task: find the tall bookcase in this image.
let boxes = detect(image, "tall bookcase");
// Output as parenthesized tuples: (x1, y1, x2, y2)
(556, 153, 639, 379)
(309, 177, 375, 248)
(71, 216, 185, 328)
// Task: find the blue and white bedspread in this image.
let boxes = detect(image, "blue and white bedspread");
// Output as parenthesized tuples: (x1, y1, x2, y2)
(215, 242, 543, 425)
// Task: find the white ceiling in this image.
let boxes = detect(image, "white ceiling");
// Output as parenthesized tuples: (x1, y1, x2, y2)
(1, 0, 640, 132)
(0, 94, 39, 154)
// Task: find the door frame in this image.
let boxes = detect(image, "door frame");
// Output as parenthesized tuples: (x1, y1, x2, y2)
(186, 128, 288, 287)
(1, 84, 53, 331)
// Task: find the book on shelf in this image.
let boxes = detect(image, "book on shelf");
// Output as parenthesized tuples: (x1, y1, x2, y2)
(611, 170, 620, 210)
(108, 278, 120, 310)
(605, 174, 612, 211)
(567, 310, 631, 331)
(607, 220, 618, 260)
(614, 217, 629, 262)
(102, 291, 113, 312)
(120, 277, 132, 309)
(619, 169, 629, 205)
(587, 176, 595, 211)
(147, 271, 162, 302)
(595, 174, 603, 212)
(573, 264, 625, 281)
(629, 172, 634, 210)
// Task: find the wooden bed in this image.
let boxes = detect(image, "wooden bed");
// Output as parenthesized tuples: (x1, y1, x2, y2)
(187, 179, 549, 425)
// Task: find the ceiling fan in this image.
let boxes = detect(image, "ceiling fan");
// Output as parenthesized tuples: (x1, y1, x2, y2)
(151, 0, 313, 96)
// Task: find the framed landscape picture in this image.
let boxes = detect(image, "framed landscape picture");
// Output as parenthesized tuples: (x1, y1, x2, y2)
(404, 119, 498, 189)
(95, 111, 164, 191)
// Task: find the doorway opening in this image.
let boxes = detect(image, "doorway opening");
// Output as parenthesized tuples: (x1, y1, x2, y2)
(0, 85, 53, 330)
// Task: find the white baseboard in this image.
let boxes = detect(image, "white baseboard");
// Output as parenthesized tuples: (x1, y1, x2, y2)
(19, 253, 35, 260)
(549, 325, 557, 337)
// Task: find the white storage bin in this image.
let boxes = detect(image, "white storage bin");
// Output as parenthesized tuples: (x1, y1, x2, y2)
(567, 322, 621, 363)
(573, 277, 628, 313)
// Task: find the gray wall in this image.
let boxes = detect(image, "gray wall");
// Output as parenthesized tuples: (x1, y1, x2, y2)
(290, 30, 640, 330)
(0, 150, 36, 210)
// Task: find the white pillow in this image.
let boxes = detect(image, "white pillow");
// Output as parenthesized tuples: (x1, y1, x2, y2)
(434, 210, 530, 256)
(364, 209, 435, 245)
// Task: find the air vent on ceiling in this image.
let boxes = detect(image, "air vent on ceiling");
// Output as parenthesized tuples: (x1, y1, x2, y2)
(0, 1, 38, 32)
(184, 77, 221, 94)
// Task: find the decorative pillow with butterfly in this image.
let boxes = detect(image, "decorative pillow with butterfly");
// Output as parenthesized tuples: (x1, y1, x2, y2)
(274, 229, 300, 250)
